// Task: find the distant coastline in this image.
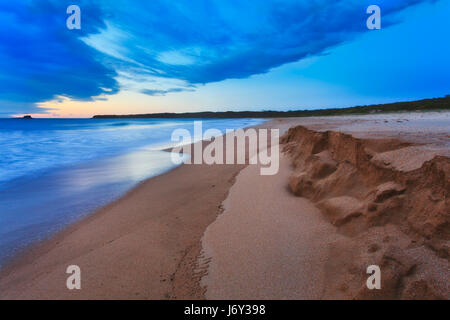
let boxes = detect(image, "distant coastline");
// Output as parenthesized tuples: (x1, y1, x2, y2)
(93, 95, 450, 119)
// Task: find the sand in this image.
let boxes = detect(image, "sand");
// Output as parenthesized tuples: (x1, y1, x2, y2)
(0, 120, 285, 299)
(0, 158, 245, 299)
(0, 115, 448, 300)
(200, 113, 448, 300)
(280, 115, 449, 299)
(200, 153, 343, 299)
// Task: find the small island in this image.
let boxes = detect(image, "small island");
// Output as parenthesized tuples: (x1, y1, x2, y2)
(22, 115, 33, 119)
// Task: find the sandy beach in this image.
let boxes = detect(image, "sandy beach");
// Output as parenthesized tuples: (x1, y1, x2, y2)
(2, 0, 449, 306)
(0, 114, 448, 300)
(200, 153, 344, 299)
(0, 150, 246, 299)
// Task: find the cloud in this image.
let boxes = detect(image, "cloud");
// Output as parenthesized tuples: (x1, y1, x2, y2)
(0, 0, 434, 114)
(86, 0, 433, 84)
(0, 1, 119, 114)
(141, 87, 195, 96)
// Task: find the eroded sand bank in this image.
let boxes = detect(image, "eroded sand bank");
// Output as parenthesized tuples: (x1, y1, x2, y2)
(200, 113, 449, 300)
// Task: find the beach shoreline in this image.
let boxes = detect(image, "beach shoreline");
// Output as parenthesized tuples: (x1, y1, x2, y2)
(0, 156, 246, 299)
(0, 119, 281, 299)
(0, 114, 448, 300)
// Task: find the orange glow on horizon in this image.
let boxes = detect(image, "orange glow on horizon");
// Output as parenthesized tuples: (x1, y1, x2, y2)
(25, 91, 175, 118)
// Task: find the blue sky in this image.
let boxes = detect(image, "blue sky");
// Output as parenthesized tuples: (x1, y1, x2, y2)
(0, 0, 449, 117)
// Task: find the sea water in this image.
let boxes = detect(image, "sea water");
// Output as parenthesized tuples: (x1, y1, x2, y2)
(0, 118, 264, 267)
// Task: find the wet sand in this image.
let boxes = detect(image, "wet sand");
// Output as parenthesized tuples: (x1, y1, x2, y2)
(0, 158, 245, 299)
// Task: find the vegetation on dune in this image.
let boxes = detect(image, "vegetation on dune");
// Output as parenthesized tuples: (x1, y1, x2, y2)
(93, 95, 450, 119)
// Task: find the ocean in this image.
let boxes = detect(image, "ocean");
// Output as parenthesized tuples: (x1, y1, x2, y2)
(0, 118, 264, 267)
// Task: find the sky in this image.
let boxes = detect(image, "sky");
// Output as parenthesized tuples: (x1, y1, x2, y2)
(0, 0, 449, 118)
